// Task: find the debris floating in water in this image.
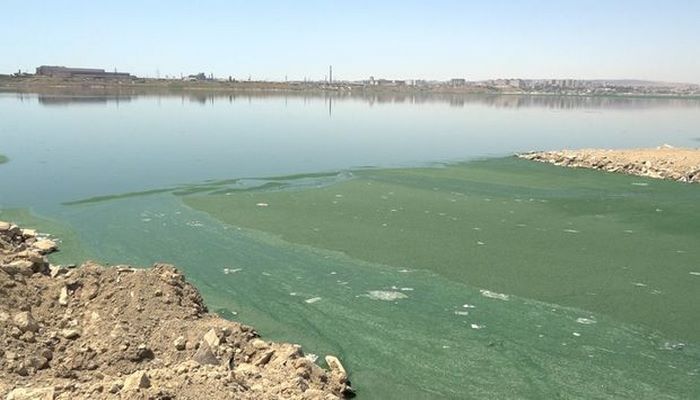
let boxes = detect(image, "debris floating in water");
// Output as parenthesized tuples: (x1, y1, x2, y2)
(470, 324, 484, 330)
(305, 297, 322, 304)
(256, 202, 269, 207)
(576, 317, 597, 325)
(573, 332, 581, 337)
(462, 304, 476, 309)
(365, 291, 408, 301)
(480, 289, 509, 301)
(223, 268, 242, 275)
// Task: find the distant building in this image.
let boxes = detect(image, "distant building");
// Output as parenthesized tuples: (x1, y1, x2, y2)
(186, 73, 207, 81)
(35, 65, 131, 79)
(450, 78, 466, 87)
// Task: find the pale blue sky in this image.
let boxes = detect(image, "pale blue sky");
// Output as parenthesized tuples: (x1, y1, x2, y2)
(2, 0, 699, 83)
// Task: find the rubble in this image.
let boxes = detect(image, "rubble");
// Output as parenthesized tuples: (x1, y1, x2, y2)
(518, 147, 700, 183)
(0, 221, 354, 399)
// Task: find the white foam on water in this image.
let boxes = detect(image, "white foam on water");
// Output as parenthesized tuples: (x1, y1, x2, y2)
(470, 324, 484, 330)
(305, 353, 319, 363)
(480, 289, 509, 301)
(632, 282, 647, 287)
(289, 292, 297, 296)
(305, 297, 322, 304)
(462, 304, 476, 309)
(632, 182, 649, 186)
(365, 291, 409, 301)
(262, 272, 272, 277)
(141, 218, 151, 222)
(223, 268, 242, 275)
(689, 272, 700, 276)
(256, 202, 269, 207)
(454, 311, 469, 316)
(398, 268, 411, 273)
(576, 317, 597, 325)
(563, 229, 580, 233)
(476, 241, 485, 245)
(400, 287, 414, 291)
(573, 332, 581, 337)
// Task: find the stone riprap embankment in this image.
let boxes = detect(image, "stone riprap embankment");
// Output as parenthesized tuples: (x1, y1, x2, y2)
(0, 221, 354, 399)
(518, 147, 700, 183)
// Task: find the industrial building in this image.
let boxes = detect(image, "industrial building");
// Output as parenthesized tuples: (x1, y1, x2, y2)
(35, 66, 132, 79)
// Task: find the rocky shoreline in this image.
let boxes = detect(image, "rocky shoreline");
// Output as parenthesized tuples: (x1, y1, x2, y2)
(518, 146, 700, 183)
(0, 222, 354, 399)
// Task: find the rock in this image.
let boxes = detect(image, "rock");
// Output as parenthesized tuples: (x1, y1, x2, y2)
(58, 286, 69, 306)
(108, 381, 124, 394)
(324, 355, 347, 376)
(192, 341, 219, 366)
(174, 336, 187, 351)
(49, 265, 67, 278)
(251, 338, 268, 350)
(0, 310, 10, 322)
(255, 349, 275, 367)
(123, 370, 151, 391)
(32, 239, 57, 254)
(5, 387, 55, 400)
(60, 328, 81, 340)
(13, 312, 39, 333)
(26, 355, 49, 370)
(0, 220, 11, 231)
(2, 260, 35, 276)
(203, 328, 221, 348)
(21, 229, 37, 238)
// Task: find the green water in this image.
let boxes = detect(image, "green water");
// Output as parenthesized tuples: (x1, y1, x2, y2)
(1, 93, 699, 398)
(7, 158, 696, 399)
(183, 157, 700, 343)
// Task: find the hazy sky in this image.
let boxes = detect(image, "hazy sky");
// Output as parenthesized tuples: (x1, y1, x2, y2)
(2, 0, 699, 83)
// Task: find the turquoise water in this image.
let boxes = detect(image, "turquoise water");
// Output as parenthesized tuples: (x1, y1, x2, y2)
(1, 92, 699, 398)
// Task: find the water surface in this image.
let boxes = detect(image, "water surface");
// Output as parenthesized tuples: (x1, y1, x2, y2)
(1, 92, 699, 399)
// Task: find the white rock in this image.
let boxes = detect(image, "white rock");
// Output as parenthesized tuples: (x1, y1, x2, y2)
(123, 370, 151, 391)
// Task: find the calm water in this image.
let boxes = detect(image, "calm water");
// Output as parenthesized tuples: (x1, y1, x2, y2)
(1, 92, 699, 399)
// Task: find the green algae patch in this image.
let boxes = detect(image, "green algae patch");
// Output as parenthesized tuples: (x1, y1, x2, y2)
(0, 208, 94, 265)
(0, 154, 8, 164)
(183, 157, 700, 342)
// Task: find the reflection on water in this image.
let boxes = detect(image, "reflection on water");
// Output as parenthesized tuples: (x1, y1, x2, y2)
(3, 90, 700, 110)
(37, 95, 133, 106)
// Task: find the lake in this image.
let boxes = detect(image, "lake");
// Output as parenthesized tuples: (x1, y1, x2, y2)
(1, 91, 699, 399)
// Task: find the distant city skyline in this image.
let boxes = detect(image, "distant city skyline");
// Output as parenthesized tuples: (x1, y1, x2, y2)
(2, 0, 699, 84)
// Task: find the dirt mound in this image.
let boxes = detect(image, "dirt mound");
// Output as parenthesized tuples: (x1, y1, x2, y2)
(518, 146, 700, 183)
(0, 221, 354, 399)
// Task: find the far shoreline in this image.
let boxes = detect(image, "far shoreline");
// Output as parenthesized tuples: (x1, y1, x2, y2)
(2, 75, 700, 100)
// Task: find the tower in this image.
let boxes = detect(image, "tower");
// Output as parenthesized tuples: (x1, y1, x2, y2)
(329, 65, 333, 84)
